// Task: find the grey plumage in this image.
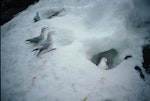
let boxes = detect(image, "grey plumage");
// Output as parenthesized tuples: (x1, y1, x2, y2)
(32, 31, 55, 56)
(26, 27, 48, 45)
(34, 12, 41, 22)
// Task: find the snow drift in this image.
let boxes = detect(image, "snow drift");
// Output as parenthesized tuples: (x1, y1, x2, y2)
(1, 0, 150, 101)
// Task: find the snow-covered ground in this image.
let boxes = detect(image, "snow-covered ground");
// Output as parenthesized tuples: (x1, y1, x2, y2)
(1, 0, 150, 101)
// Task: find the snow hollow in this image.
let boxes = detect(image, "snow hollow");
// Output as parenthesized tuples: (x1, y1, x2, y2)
(1, 0, 150, 101)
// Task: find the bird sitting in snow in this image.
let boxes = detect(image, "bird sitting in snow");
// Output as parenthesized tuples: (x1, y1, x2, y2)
(98, 57, 109, 70)
(34, 12, 41, 22)
(26, 27, 48, 45)
(32, 31, 55, 56)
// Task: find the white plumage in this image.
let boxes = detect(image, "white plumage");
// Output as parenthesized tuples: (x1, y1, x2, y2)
(98, 57, 109, 70)
(32, 31, 55, 56)
(26, 27, 48, 45)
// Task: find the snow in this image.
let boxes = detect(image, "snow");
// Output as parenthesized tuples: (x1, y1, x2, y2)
(1, 0, 150, 101)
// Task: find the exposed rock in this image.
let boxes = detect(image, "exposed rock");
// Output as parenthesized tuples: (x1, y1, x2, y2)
(142, 45, 150, 74)
(124, 55, 132, 60)
(136, 20, 150, 28)
(135, 66, 145, 81)
(1, 0, 39, 25)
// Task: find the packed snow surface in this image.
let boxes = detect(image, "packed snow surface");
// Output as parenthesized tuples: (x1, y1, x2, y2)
(1, 0, 150, 101)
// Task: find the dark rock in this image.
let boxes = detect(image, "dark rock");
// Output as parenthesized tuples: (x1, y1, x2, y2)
(140, 73, 145, 81)
(135, 66, 145, 81)
(142, 45, 150, 71)
(124, 55, 132, 60)
(1, 0, 39, 25)
(135, 66, 142, 73)
(146, 68, 150, 74)
(136, 20, 150, 28)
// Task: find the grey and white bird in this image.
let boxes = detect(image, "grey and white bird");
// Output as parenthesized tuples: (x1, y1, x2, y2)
(32, 31, 55, 56)
(26, 27, 48, 45)
(98, 57, 109, 70)
(34, 12, 41, 22)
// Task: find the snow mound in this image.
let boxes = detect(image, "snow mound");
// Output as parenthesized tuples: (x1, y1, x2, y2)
(1, 0, 150, 101)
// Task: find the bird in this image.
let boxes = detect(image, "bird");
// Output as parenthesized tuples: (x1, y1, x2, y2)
(34, 12, 41, 22)
(98, 57, 109, 70)
(32, 31, 55, 56)
(26, 27, 48, 45)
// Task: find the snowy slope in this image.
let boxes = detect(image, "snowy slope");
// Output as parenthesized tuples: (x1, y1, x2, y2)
(1, 0, 150, 101)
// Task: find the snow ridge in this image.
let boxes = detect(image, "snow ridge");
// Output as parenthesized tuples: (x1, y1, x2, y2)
(1, 0, 150, 101)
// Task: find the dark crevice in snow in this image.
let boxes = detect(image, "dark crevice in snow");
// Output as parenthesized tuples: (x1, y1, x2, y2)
(38, 8, 66, 20)
(90, 49, 118, 69)
(124, 55, 132, 60)
(142, 45, 150, 74)
(135, 66, 145, 81)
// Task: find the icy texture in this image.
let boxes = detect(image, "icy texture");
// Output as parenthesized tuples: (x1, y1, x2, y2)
(1, 0, 150, 101)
